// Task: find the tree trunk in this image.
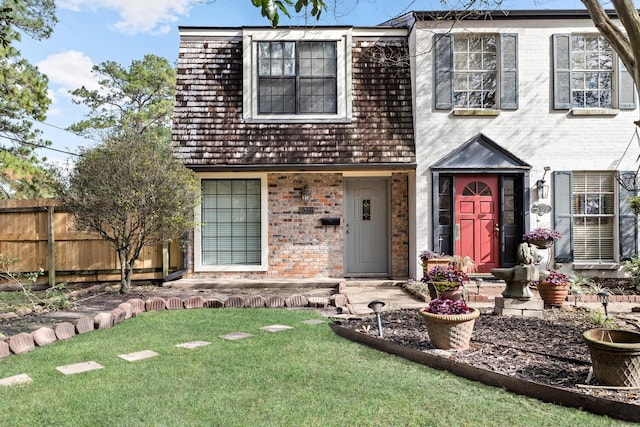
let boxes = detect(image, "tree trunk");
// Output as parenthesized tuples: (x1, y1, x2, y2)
(117, 250, 131, 294)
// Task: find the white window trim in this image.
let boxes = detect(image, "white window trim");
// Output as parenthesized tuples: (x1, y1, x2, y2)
(194, 172, 269, 272)
(243, 28, 352, 123)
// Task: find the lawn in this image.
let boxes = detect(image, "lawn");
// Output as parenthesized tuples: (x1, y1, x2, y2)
(0, 309, 631, 426)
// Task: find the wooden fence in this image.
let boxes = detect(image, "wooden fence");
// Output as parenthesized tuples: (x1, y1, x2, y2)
(0, 199, 184, 287)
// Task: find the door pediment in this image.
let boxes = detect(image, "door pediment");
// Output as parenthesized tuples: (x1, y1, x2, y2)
(431, 133, 531, 171)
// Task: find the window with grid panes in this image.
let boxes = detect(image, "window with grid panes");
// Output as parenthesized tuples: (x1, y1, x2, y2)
(258, 41, 337, 114)
(572, 172, 615, 261)
(453, 34, 498, 109)
(201, 179, 261, 265)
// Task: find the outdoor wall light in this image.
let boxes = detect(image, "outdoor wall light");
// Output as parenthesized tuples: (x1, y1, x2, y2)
(368, 300, 385, 338)
(597, 291, 610, 319)
(535, 166, 551, 200)
(300, 184, 311, 202)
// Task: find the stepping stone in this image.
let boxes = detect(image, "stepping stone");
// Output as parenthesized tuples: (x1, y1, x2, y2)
(0, 374, 32, 387)
(54, 322, 76, 340)
(118, 350, 159, 362)
(184, 296, 205, 309)
(118, 302, 133, 319)
(265, 295, 286, 308)
(244, 295, 265, 308)
(176, 341, 211, 350)
(302, 319, 325, 325)
(56, 361, 103, 375)
(285, 294, 308, 308)
(74, 317, 95, 334)
(8, 333, 35, 354)
(32, 327, 57, 347)
(0, 340, 10, 359)
(224, 295, 245, 308)
(145, 297, 166, 311)
(219, 332, 253, 341)
(94, 312, 114, 329)
(308, 297, 329, 308)
(166, 297, 183, 310)
(260, 324, 294, 333)
(204, 298, 224, 308)
(127, 298, 146, 315)
(111, 308, 126, 325)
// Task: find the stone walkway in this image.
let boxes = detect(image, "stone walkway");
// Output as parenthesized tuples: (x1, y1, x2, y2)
(1, 317, 326, 387)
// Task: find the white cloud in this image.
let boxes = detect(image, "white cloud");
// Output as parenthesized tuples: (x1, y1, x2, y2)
(57, 0, 192, 35)
(37, 50, 99, 92)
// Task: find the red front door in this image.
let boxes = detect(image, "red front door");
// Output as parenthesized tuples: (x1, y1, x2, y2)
(455, 175, 499, 273)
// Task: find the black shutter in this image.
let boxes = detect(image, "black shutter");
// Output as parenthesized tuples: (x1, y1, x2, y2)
(553, 34, 572, 110)
(553, 171, 573, 262)
(434, 34, 453, 110)
(619, 173, 638, 260)
(619, 59, 637, 110)
(500, 33, 518, 110)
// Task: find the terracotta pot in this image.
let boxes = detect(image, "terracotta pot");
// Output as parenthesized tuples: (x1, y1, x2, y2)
(583, 328, 640, 387)
(536, 282, 570, 307)
(422, 259, 451, 277)
(418, 308, 480, 350)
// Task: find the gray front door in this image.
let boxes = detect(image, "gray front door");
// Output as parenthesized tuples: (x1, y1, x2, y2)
(344, 178, 390, 276)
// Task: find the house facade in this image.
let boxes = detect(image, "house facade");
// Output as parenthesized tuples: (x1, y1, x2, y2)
(172, 26, 416, 280)
(401, 10, 639, 277)
(173, 10, 640, 282)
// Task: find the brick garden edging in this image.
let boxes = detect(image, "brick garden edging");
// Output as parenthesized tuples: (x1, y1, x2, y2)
(0, 292, 347, 361)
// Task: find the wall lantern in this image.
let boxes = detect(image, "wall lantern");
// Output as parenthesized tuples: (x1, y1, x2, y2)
(616, 171, 640, 191)
(300, 184, 311, 202)
(535, 166, 551, 200)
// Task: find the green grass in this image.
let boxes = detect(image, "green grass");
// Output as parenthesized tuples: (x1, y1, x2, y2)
(0, 309, 632, 426)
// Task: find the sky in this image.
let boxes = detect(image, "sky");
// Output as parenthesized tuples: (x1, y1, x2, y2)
(14, 0, 632, 163)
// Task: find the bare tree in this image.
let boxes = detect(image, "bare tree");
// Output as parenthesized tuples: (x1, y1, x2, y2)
(62, 134, 197, 293)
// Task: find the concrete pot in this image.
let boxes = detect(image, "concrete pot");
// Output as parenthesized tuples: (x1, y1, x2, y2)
(583, 328, 640, 387)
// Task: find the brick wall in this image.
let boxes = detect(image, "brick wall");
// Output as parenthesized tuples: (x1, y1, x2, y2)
(183, 172, 410, 280)
(391, 173, 409, 278)
(267, 173, 344, 278)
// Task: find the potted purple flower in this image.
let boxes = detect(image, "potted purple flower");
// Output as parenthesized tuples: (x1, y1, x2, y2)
(421, 265, 468, 300)
(534, 270, 571, 307)
(522, 228, 562, 249)
(419, 250, 450, 275)
(418, 298, 480, 350)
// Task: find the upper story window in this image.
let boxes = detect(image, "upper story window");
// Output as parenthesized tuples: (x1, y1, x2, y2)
(243, 29, 352, 123)
(453, 34, 497, 109)
(435, 33, 518, 111)
(258, 41, 337, 114)
(553, 34, 636, 111)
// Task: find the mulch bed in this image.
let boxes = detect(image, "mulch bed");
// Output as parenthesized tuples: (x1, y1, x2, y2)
(334, 306, 640, 407)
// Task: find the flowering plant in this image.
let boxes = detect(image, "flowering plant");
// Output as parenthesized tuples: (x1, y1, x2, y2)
(424, 298, 472, 315)
(536, 270, 570, 286)
(522, 228, 562, 242)
(419, 250, 443, 263)
(421, 265, 468, 287)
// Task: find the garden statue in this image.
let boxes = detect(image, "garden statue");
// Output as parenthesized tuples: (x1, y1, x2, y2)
(490, 243, 540, 300)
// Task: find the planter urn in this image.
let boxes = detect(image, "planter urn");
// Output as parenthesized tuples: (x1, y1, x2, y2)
(418, 308, 480, 350)
(583, 328, 640, 387)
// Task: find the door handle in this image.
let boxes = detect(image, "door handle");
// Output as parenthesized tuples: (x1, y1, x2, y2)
(494, 223, 500, 233)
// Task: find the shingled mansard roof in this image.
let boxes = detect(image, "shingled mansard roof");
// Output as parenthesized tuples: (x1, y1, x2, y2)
(172, 27, 416, 171)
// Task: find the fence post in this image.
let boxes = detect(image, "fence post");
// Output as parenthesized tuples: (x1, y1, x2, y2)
(47, 205, 55, 288)
(162, 242, 169, 279)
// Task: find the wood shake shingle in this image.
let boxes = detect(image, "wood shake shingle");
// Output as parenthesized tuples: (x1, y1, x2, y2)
(172, 30, 415, 169)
